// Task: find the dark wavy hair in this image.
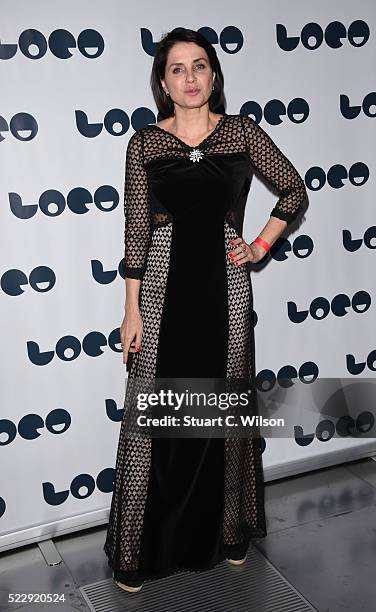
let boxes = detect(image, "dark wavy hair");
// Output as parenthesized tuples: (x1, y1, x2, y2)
(150, 27, 226, 119)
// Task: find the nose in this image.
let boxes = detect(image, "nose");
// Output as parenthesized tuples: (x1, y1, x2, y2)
(186, 68, 196, 82)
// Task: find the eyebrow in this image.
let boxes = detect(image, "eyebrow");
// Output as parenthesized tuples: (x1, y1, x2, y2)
(168, 57, 208, 68)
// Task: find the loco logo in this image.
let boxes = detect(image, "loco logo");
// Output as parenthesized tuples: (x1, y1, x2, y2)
(340, 92, 376, 119)
(347, 349, 376, 375)
(2, 267, 56, 296)
(0, 409, 71, 446)
(343, 226, 376, 252)
(256, 361, 319, 391)
(27, 327, 122, 365)
(77, 101, 311, 138)
(267, 235, 313, 262)
(75, 98, 309, 138)
(0, 398, 127, 447)
(8, 186, 119, 217)
(0, 113, 38, 141)
(276, 20, 370, 50)
(240, 99, 309, 125)
(1, 258, 125, 296)
(0, 28, 104, 59)
(288, 291, 371, 322)
(305, 163, 369, 191)
(295, 411, 374, 445)
(43, 469, 114, 505)
(141, 26, 243, 55)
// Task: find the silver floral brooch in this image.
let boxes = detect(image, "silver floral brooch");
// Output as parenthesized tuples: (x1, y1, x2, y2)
(189, 148, 204, 163)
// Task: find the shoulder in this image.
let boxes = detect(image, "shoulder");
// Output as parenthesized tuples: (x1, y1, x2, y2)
(223, 113, 258, 135)
(126, 128, 144, 154)
(233, 114, 270, 142)
(127, 127, 144, 143)
(231, 113, 256, 129)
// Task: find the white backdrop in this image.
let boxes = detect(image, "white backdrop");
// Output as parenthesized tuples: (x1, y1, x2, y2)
(1, 0, 375, 551)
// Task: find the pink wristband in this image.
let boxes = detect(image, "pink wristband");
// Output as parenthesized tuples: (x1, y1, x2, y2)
(254, 236, 271, 252)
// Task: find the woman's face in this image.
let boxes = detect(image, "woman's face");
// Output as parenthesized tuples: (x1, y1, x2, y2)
(160, 42, 215, 111)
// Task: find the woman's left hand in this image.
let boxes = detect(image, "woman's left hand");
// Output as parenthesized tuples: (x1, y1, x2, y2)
(227, 237, 268, 265)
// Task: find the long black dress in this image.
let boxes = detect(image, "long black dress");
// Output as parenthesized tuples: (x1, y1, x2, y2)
(104, 113, 306, 585)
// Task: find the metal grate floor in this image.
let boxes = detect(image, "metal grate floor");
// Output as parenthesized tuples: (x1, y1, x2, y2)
(80, 546, 317, 612)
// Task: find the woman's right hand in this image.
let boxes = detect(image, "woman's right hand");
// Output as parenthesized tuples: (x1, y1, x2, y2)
(120, 307, 143, 365)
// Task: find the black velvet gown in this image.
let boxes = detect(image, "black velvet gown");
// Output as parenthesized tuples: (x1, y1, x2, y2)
(104, 113, 306, 585)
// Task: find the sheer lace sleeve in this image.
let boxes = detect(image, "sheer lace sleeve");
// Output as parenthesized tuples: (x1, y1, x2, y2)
(241, 115, 307, 224)
(123, 129, 151, 279)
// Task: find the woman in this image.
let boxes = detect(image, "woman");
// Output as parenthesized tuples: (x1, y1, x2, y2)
(104, 27, 307, 592)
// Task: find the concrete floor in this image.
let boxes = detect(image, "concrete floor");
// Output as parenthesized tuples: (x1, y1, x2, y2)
(1, 457, 376, 612)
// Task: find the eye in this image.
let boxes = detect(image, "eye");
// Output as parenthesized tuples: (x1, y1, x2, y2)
(172, 67, 182, 74)
(195, 63, 206, 69)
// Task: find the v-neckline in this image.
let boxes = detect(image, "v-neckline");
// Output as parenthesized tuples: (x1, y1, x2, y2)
(149, 113, 228, 150)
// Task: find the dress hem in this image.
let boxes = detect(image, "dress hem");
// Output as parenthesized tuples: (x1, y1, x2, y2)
(105, 527, 267, 585)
